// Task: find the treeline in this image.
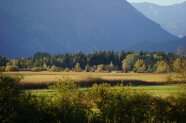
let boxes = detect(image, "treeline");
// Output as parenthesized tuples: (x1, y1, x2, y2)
(0, 51, 185, 73)
(0, 74, 186, 123)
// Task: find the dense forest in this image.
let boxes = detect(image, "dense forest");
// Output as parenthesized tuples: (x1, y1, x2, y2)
(0, 50, 185, 73)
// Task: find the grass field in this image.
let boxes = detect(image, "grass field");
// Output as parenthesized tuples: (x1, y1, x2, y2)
(4, 71, 186, 96)
(5, 71, 177, 84)
(2, 72, 185, 122)
(28, 84, 186, 97)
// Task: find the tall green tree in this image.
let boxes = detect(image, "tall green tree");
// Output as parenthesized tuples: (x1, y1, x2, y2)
(122, 59, 130, 72)
(122, 54, 139, 72)
(173, 58, 182, 72)
(156, 60, 169, 73)
(134, 59, 146, 73)
(173, 58, 186, 81)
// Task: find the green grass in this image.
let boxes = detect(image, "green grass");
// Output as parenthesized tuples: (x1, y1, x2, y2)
(28, 84, 186, 97)
(27, 89, 56, 97)
(130, 85, 186, 97)
(6, 72, 185, 96)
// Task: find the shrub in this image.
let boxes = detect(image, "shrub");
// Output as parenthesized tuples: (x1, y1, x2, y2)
(5, 66, 19, 72)
(1, 75, 186, 123)
(49, 65, 62, 72)
(18, 93, 57, 123)
(0, 66, 6, 72)
(31, 67, 44, 72)
(85, 64, 91, 72)
(87, 84, 186, 123)
(105, 62, 115, 72)
(156, 61, 169, 73)
(173, 58, 186, 82)
(52, 77, 89, 123)
(167, 93, 186, 123)
(19, 68, 32, 71)
(0, 75, 22, 122)
(88, 84, 112, 122)
(74, 63, 82, 72)
(64, 68, 70, 72)
(96, 64, 104, 72)
(147, 65, 154, 72)
(90, 65, 97, 72)
(0, 75, 56, 122)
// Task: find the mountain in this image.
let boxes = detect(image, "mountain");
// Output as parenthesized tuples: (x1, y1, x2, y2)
(131, 2, 186, 37)
(0, 0, 179, 58)
(129, 36, 186, 52)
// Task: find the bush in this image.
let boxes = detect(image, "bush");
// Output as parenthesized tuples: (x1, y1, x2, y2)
(96, 64, 104, 72)
(85, 65, 91, 72)
(31, 67, 44, 72)
(0, 75, 56, 122)
(105, 62, 115, 72)
(156, 61, 169, 73)
(90, 65, 97, 72)
(1, 75, 186, 123)
(64, 68, 70, 72)
(19, 68, 31, 71)
(147, 65, 154, 73)
(173, 58, 186, 82)
(74, 63, 82, 72)
(49, 65, 62, 72)
(5, 66, 19, 72)
(0, 66, 6, 72)
(0, 75, 22, 122)
(87, 84, 186, 123)
(52, 77, 89, 123)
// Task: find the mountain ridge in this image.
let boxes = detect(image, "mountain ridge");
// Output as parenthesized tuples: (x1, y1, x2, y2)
(131, 1, 186, 37)
(0, 0, 179, 58)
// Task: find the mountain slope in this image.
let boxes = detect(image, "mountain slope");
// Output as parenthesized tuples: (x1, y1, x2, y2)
(132, 2, 186, 37)
(0, 0, 178, 57)
(130, 37, 186, 52)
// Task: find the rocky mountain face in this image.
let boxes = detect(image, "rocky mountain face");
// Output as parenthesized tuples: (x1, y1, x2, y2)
(132, 2, 186, 37)
(0, 0, 179, 58)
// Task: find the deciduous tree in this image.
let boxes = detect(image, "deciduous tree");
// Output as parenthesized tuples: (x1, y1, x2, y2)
(134, 59, 146, 73)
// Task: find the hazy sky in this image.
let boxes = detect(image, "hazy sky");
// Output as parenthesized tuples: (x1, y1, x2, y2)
(127, 0, 186, 5)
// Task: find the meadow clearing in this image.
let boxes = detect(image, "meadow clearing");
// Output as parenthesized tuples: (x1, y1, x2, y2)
(28, 85, 186, 97)
(5, 71, 176, 83)
(4, 71, 186, 97)
(1, 72, 186, 122)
